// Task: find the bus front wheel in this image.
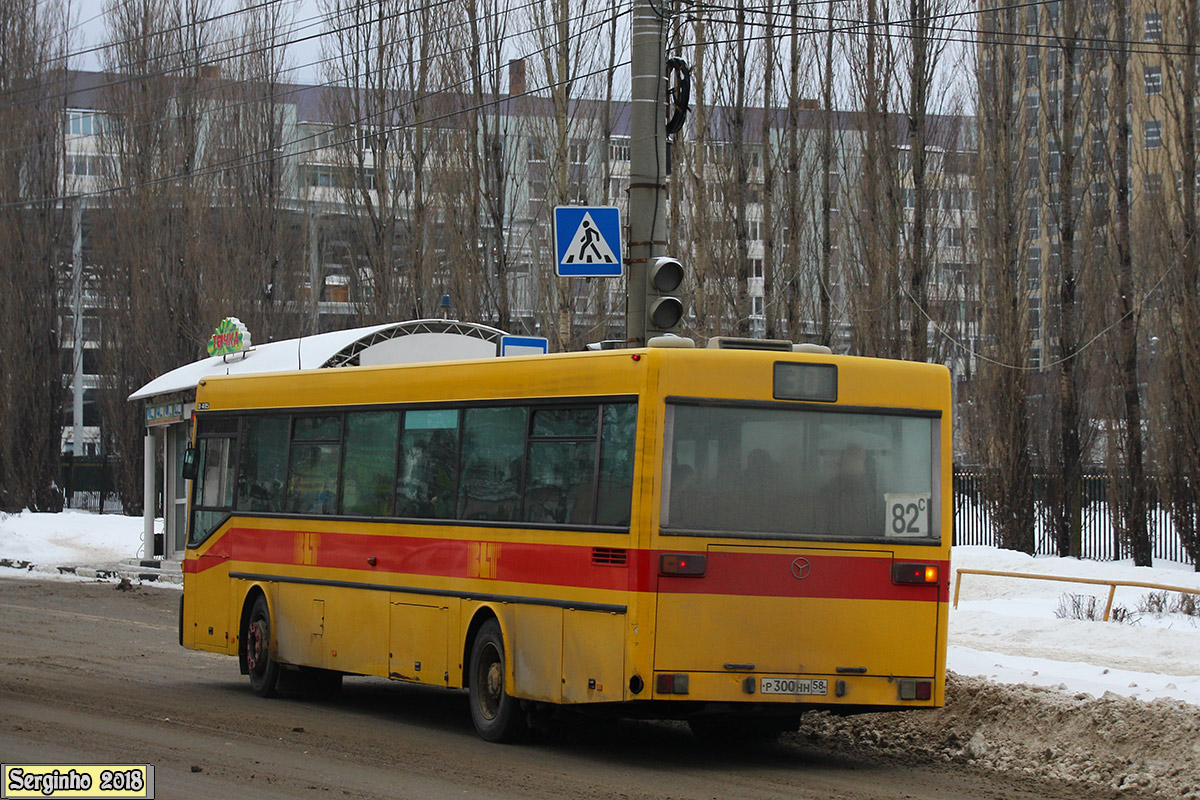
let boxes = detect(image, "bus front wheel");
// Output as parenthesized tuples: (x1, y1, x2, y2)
(245, 595, 280, 698)
(468, 619, 526, 743)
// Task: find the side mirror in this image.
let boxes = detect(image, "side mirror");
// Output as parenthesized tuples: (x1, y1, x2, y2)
(181, 446, 199, 481)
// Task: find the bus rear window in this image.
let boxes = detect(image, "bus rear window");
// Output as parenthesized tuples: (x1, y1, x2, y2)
(662, 402, 939, 541)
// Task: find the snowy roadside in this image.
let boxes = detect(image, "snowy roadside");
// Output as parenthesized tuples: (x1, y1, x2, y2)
(0, 509, 181, 586)
(949, 545, 1200, 708)
(797, 672, 1200, 800)
(2, 511, 1199, 707)
(3, 509, 1199, 797)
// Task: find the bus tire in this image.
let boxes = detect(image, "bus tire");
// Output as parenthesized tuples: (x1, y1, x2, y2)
(468, 619, 527, 743)
(245, 595, 281, 698)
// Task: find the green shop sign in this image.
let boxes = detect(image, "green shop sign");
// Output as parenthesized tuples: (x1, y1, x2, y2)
(207, 317, 251, 357)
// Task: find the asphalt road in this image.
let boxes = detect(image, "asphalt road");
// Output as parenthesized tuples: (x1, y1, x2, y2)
(0, 576, 1083, 800)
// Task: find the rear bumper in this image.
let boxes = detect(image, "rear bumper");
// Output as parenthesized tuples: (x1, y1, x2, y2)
(647, 670, 942, 709)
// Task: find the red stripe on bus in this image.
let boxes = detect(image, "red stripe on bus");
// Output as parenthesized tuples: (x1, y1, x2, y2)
(183, 526, 947, 602)
(654, 552, 950, 603)
(225, 527, 635, 593)
(183, 535, 233, 574)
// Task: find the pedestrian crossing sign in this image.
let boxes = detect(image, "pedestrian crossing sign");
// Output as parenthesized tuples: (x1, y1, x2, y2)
(554, 206, 623, 277)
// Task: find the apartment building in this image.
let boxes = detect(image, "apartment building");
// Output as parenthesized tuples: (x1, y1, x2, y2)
(57, 67, 978, 454)
(987, 0, 1186, 368)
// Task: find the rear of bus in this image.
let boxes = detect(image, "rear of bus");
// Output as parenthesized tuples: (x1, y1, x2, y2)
(646, 347, 950, 725)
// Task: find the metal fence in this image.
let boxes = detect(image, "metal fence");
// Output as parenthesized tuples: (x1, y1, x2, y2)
(60, 456, 122, 513)
(954, 470, 1196, 566)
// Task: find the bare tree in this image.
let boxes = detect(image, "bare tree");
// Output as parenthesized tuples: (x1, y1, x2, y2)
(900, 0, 958, 361)
(93, 0, 216, 511)
(456, 0, 518, 328)
(1031, 0, 1110, 558)
(676, 18, 725, 339)
(759, 0, 781, 339)
(815, 0, 838, 346)
(521, 0, 610, 348)
(1152, 0, 1200, 569)
(844, 0, 904, 358)
(972, 0, 1036, 553)
(207, 0, 305, 341)
(1106, 0, 1152, 565)
(0, 0, 66, 511)
(474, 38, 525, 333)
(675, 7, 768, 338)
(775, 3, 821, 344)
(320, 0, 412, 323)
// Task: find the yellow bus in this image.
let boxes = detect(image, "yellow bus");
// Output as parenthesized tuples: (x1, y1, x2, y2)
(180, 341, 951, 742)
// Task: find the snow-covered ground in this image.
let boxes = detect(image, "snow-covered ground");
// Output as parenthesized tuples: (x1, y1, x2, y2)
(0, 509, 152, 568)
(2, 510, 1199, 708)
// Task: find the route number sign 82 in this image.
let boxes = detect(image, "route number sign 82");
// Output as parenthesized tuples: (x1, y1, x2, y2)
(884, 493, 932, 537)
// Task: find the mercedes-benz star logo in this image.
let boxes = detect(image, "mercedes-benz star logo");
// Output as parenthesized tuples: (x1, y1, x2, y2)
(790, 557, 812, 580)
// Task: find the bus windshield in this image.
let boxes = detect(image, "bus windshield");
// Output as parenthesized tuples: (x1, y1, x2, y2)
(662, 402, 940, 542)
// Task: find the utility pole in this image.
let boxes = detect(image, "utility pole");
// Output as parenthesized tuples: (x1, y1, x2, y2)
(626, 0, 670, 346)
(71, 198, 84, 458)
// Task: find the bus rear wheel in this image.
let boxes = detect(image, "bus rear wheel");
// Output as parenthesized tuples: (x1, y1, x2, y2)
(468, 619, 526, 743)
(245, 595, 280, 698)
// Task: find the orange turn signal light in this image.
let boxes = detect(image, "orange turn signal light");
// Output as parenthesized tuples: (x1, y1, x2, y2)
(892, 562, 939, 585)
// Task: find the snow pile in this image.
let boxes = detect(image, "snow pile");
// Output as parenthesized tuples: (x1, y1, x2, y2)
(0, 509, 150, 566)
(798, 674, 1200, 799)
(950, 546, 1200, 706)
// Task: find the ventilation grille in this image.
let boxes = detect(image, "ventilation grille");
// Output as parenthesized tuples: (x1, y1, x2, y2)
(592, 547, 628, 566)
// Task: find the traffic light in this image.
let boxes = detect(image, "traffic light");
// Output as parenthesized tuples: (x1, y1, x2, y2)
(647, 256, 685, 335)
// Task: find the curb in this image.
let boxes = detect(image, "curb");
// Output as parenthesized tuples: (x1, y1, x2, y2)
(0, 558, 183, 586)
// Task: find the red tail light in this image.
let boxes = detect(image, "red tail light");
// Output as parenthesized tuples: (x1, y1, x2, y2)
(655, 673, 690, 694)
(659, 553, 706, 576)
(892, 562, 939, 585)
(899, 678, 933, 701)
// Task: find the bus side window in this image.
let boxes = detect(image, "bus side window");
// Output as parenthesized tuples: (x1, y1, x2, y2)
(342, 411, 400, 517)
(286, 415, 342, 514)
(236, 415, 288, 513)
(458, 407, 526, 522)
(525, 439, 596, 524)
(397, 409, 460, 520)
(525, 406, 599, 525)
(191, 417, 238, 544)
(595, 403, 636, 526)
(198, 437, 236, 509)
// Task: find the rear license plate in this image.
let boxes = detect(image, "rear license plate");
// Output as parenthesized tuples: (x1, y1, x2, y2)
(760, 677, 828, 696)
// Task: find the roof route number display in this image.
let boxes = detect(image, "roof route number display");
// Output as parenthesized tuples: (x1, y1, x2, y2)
(554, 206, 623, 277)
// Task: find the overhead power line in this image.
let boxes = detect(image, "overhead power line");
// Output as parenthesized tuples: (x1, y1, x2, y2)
(0, 4, 634, 209)
(0, 0, 631, 164)
(680, 0, 1200, 56)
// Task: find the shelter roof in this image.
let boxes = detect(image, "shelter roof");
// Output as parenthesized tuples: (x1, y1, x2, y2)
(129, 319, 507, 401)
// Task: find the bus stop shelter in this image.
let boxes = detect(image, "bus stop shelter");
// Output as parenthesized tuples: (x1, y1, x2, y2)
(129, 319, 510, 562)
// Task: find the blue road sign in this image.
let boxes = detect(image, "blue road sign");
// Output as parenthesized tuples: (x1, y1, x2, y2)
(499, 335, 549, 356)
(554, 206, 623, 277)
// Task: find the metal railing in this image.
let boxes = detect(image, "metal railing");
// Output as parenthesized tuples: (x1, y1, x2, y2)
(952, 568, 1200, 620)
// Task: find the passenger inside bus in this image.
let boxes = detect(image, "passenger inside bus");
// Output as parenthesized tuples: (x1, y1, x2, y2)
(825, 442, 879, 534)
